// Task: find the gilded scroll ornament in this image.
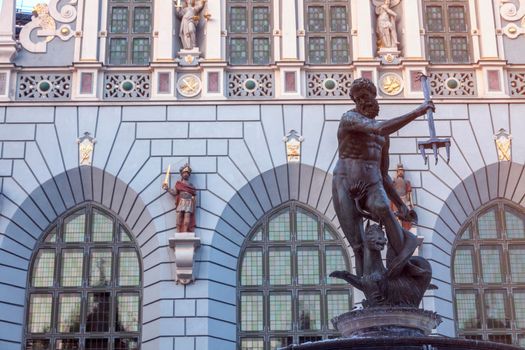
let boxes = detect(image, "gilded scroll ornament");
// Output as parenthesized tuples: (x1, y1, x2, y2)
(500, 0, 525, 38)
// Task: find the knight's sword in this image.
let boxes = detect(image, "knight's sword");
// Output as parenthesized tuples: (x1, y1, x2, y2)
(417, 74, 451, 165)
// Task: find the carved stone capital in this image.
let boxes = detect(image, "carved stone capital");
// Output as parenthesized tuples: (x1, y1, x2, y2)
(168, 232, 201, 285)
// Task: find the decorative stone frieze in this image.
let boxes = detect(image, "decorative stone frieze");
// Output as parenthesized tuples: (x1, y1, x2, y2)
(306, 72, 353, 98)
(509, 71, 525, 96)
(428, 71, 476, 97)
(104, 73, 151, 100)
(227, 72, 274, 98)
(17, 73, 72, 100)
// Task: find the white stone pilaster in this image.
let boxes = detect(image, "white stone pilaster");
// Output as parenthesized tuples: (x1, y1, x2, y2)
(468, 0, 481, 62)
(153, 0, 174, 61)
(476, 0, 499, 59)
(0, 0, 17, 63)
(273, 0, 281, 61)
(297, 0, 306, 61)
(81, 0, 102, 61)
(203, 0, 222, 60)
(402, 0, 423, 58)
(354, 0, 374, 59)
(281, 0, 298, 60)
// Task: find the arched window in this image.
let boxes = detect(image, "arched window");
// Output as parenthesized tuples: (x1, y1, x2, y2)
(238, 202, 352, 350)
(304, 0, 351, 64)
(25, 204, 142, 350)
(452, 201, 525, 346)
(107, 0, 152, 65)
(423, 0, 470, 63)
(226, 0, 273, 64)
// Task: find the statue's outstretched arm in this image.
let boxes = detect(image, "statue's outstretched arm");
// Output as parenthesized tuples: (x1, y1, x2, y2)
(378, 101, 434, 136)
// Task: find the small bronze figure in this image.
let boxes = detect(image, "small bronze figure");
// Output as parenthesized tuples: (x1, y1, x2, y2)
(163, 164, 197, 233)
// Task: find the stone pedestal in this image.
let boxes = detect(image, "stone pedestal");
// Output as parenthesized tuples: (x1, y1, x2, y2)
(177, 48, 201, 66)
(377, 47, 401, 64)
(168, 232, 201, 284)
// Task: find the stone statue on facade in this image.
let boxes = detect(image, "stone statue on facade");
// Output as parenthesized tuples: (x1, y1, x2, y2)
(163, 163, 197, 233)
(175, 0, 206, 50)
(331, 78, 433, 308)
(373, 0, 401, 63)
(391, 163, 415, 230)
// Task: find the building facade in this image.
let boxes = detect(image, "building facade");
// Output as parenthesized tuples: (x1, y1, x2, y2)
(0, 0, 525, 349)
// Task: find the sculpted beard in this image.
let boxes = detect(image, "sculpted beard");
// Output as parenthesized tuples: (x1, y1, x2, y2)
(360, 99, 380, 118)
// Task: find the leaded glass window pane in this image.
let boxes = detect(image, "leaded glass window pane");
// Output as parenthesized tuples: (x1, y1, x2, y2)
(241, 248, 263, 286)
(252, 228, 263, 241)
(426, 6, 443, 32)
(269, 248, 291, 285)
(478, 209, 498, 239)
(456, 291, 480, 330)
(253, 38, 270, 64)
(450, 36, 468, 63)
(428, 36, 446, 63)
(119, 249, 140, 286)
(230, 38, 248, 64)
(55, 339, 79, 349)
(252, 7, 269, 33)
(448, 6, 466, 32)
(230, 7, 247, 32)
(514, 290, 525, 329)
(330, 6, 347, 32)
(296, 209, 318, 240)
(270, 337, 293, 350)
(485, 291, 509, 329)
(241, 338, 264, 350)
(86, 292, 111, 332)
(46, 227, 57, 242)
(269, 210, 290, 241)
(58, 294, 81, 333)
(28, 294, 53, 333)
(331, 37, 349, 64)
(114, 338, 139, 350)
(480, 247, 502, 283)
(325, 246, 346, 284)
(116, 293, 139, 332)
(133, 7, 150, 33)
(505, 209, 525, 239)
(298, 292, 321, 330)
(308, 37, 326, 64)
(90, 250, 113, 287)
(454, 247, 476, 283)
(120, 226, 132, 242)
(26, 339, 51, 350)
(460, 225, 472, 240)
(307, 6, 325, 32)
(297, 247, 320, 284)
(327, 291, 350, 330)
(132, 38, 150, 65)
(324, 228, 336, 240)
(86, 338, 108, 350)
(269, 293, 292, 331)
(92, 210, 113, 242)
(240, 292, 263, 331)
(61, 249, 84, 287)
(509, 247, 525, 283)
(63, 210, 86, 243)
(109, 38, 128, 65)
(32, 249, 55, 288)
(111, 7, 128, 33)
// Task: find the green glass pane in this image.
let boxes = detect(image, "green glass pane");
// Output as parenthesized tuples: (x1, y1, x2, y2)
(63, 210, 86, 242)
(270, 337, 293, 350)
(61, 249, 84, 287)
(269, 293, 292, 331)
(86, 292, 111, 332)
(456, 291, 480, 330)
(448, 6, 466, 32)
(92, 209, 113, 242)
(45, 226, 57, 242)
(296, 209, 318, 240)
(268, 209, 290, 241)
(251, 228, 263, 241)
(478, 209, 498, 239)
(324, 228, 336, 240)
(308, 37, 326, 64)
(32, 249, 55, 288)
(133, 7, 151, 33)
(331, 37, 349, 64)
(453, 247, 476, 284)
(229, 38, 247, 64)
(480, 247, 502, 283)
(116, 293, 140, 332)
(505, 209, 525, 239)
(240, 338, 264, 350)
(110, 7, 129, 33)
(58, 294, 81, 333)
(450, 36, 468, 63)
(119, 249, 140, 286)
(132, 38, 150, 65)
(307, 6, 324, 32)
(298, 292, 321, 330)
(330, 6, 348, 32)
(120, 226, 132, 242)
(269, 248, 291, 285)
(459, 226, 472, 240)
(514, 291, 525, 329)
(326, 246, 347, 284)
(509, 247, 525, 283)
(252, 6, 270, 33)
(327, 291, 350, 330)
(240, 293, 263, 331)
(252, 38, 270, 64)
(484, 291, 509, 329)
(28, 294, 53, 333)
(428, 36, 446, 63)
(229, 7, 247, 32)
(241, 248, 263, 286)
(426, 6, 443, 32)
(90, 249, 113, 287)
(297, 248, 319, 285)
(109, 38, 128, 65)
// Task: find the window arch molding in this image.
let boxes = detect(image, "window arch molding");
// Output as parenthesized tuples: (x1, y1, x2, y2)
(237, 201, 352, 350)
(451, 199, 525, 346)
(24, 202, 143, 350)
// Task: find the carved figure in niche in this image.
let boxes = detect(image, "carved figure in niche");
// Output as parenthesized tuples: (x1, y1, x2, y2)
(163, 164, 197, 232)
(331, 78, 433, 279)
(390, 163, 416, 230)
(175, 0, 206, 50)
(374, 0, 400, 49)
(330, 223, 432, 307)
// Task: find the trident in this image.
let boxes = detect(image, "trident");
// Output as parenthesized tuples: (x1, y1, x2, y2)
(417, 74, 451, 165)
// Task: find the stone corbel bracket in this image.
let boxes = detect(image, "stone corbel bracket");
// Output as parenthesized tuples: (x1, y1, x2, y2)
(169, 232, 201, 285)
